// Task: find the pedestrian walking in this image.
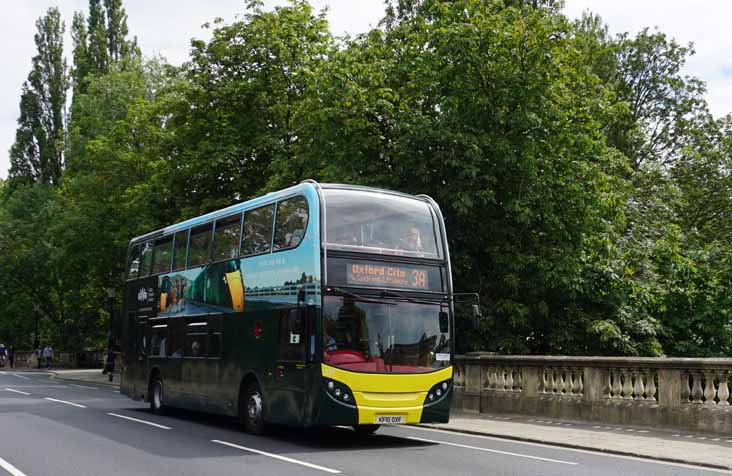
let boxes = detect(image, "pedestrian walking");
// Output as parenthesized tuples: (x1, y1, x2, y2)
(0, 344, 6, 368)
(43, 344, 54, 369)
(7, 346, 14, 369)
(34, 346, 42, 369)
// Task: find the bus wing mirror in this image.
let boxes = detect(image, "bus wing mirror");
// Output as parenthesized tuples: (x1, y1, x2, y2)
(439, 311, 449, 333)
(471, 304, 482, 330)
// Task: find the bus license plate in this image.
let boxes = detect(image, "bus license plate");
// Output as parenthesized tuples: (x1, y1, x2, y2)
(376, 415, 405, 424)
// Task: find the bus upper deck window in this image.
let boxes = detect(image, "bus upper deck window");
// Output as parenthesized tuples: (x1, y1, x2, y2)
(274, 196, 308, 251)
(172, 230, 188, 271)
(213, 215, 242, 261)
(126, 245, 140, 280)
(138, 242, 154, 277)
(152, 237, 173, 274)
(241, 204, 275, 256)
(188, 223, 213, 268)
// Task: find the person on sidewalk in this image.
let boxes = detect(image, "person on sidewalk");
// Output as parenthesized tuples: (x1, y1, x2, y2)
(34, 346, 42, 369)
(43, 344, 54, 369)
(0, 344, 5, 368)
(7, 346, 14, 369)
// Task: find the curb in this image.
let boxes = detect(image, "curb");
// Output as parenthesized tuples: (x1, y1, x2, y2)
(49, 371, 120, 389)
(418, 424, 732, 472)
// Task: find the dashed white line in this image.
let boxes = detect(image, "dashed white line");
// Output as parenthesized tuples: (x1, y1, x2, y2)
(12, 374, 30, 380)
(4, 388, 31, 396)
(44, 397, 86, 408)
(0, 456, 27, 476)
(211, 439, 341, 474)
(407, 436, 578, 465)
(107, 413, 171, 430)
(69, 384, 97, 390)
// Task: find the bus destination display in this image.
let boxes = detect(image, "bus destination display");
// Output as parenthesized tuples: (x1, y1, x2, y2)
(347, 263, 429, 290)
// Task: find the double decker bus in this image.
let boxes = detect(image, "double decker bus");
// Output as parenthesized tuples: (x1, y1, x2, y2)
(121, 181, 459, 434)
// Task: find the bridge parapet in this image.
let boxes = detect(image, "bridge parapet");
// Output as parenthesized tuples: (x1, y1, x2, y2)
(453, 354, 732, 435)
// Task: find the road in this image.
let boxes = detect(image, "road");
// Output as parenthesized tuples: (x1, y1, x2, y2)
(0, 370, 729, 476)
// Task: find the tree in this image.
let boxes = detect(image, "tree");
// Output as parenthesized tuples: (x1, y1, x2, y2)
(8, 7, 68, 186)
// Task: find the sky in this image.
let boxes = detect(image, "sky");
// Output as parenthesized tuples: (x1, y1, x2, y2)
(2, 0, 732, 179)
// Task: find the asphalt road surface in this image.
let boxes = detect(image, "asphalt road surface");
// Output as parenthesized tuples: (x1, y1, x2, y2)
(0, 370, 729, 476)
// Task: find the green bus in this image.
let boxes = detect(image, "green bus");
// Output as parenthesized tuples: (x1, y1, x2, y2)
(121, 181, 460, 434)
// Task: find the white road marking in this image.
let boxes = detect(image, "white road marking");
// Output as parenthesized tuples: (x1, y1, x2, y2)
(44, 397, 86, 408)
(0, 456, 27, 476)
(211, 439, 341, 474)
(69, 384, 97, 390)
(12, 374, 30, 380)
(407, 436, 578, 465)
(107, 413, 171, 430)
(4, 388, 31, 396)
(408, 426, 732, 473)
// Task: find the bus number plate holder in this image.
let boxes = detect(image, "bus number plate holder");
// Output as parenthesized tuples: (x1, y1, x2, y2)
(376, 415, 405, 424)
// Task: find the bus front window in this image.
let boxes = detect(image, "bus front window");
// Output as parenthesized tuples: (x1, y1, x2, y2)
(322, 296, 451, 373)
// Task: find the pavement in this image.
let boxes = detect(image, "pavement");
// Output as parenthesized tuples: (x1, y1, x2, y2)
(0, 369, 732, 476)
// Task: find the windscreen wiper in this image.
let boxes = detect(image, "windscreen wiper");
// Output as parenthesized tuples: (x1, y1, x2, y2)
(380, 289, 443, 306)
(327, 287, 396, 305)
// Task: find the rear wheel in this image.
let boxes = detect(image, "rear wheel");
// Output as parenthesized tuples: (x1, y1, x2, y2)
(240, 381, 266, 435)
(149, 376, 165, 415)
(353, 424, 380, 435)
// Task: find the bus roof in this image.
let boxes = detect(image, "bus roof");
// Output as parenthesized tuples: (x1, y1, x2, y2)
(128, 181, 437, 245)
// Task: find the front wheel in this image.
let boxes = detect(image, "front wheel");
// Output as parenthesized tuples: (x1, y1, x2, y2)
(353, 424, 380, 435)
(241, 381, 266, 435)
(149, 376, 166, 415)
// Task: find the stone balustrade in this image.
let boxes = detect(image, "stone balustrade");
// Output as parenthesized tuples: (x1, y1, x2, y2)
(453, 354, 732, 435)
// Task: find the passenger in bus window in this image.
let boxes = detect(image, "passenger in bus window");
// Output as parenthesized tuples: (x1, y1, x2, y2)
(405, 225, 423, 252)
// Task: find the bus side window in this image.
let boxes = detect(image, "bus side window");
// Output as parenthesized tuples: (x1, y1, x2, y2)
(273, 196, 309, 251)
(152, 237, 173, 275)
(168, 318, 184, 358)
(127, 245, 140, 280)
(241, 204, 275, 256)
(150, 323, 169, 357)
(208, 314, 222, 358)
(278, 309, 305, 361)
(172, 230, 188, 271)
(185, 319, 207, 357)
(213, 215, 242, 261)
(187, 223, 213, 268)
(139, 242, 154, 277)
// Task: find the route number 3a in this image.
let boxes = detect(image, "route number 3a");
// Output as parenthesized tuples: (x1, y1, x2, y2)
(411, 270, 427, 288)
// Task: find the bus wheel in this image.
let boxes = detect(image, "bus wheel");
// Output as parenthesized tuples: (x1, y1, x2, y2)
(353, 424, 380, 435)
(241, 381, 266, 435)
(150, 376, 166, 415)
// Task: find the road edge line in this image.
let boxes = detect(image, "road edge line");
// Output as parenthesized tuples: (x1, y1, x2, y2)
(211, 439, 341, 474)
(417, 424, 732, 472)
(0, 456, 28, 476)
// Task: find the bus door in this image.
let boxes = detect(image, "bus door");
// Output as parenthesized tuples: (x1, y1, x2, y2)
(269, 306, 315, 424)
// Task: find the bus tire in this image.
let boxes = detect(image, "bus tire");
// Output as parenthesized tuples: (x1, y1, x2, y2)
(353, 424, 380, 435)
(149, 375, 166, 415)
(241, 380, 266, 435)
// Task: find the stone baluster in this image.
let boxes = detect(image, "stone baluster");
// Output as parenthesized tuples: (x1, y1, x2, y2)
(718, 371, 730, 406)
(563, 370, 572, 395)
(572, 369, 582, 396)
(612, 369, 622, 399)
(505, 368, 514, 392)
(540, 368, 548, 394)
(691, 371, 703, 404)
(622, 369, 633, 400)
(632, 369, 645, 400)
(603, 370, 612, 399)
(645, 371, 657, 402)
(578, 370, 584, 396)
(552, 369, 561, 394)
(704, 371, 717, 405)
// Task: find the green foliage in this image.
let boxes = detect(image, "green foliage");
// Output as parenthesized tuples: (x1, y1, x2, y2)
(1, 0, 731, 356)
(9, 7, 68, 186)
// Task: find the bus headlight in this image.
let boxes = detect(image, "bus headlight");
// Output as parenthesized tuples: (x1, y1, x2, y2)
(424, 380, 451, 405)
(323, 379, 356, 407)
